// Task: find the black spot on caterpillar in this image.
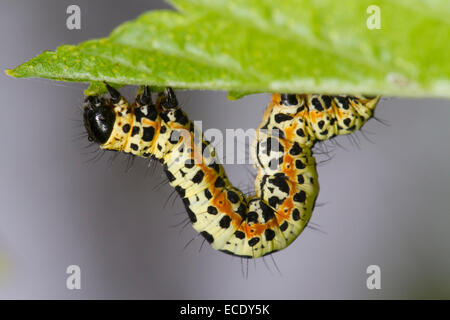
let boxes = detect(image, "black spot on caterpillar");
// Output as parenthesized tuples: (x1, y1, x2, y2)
(83, 85, 379, 258)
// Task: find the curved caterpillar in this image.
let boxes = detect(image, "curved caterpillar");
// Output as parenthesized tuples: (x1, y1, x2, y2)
(83, 84, 379, 258)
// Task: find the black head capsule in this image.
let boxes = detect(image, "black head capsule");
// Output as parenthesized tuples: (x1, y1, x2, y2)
(280, 94, 298, 106)
(160, 87, 178, 109)
(86, 95, 100, 107)
(83, 96, 116, 144)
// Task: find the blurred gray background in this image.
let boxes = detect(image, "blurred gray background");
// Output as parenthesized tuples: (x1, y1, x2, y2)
(0, 0, 449, 299)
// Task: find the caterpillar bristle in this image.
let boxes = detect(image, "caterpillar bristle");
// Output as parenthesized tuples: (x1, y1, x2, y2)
(372, 115, 390, 127)
(163, 188, 179, 209)
(152, 177, 170, 192)
(183, 236, 197, 252)
(170, 216, 191, 231)
(83, 149, 105, 164)
(107, 150, 119, 169)
(306, 223, 327, 235)
(124, 154, 136, 173)
(261, 255, 274, 275)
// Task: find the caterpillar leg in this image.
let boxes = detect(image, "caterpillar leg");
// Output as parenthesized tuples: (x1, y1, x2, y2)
(82, 86, 379, 259)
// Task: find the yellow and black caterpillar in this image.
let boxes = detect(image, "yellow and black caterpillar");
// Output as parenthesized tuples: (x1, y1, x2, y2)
(83, 84, 379, 258)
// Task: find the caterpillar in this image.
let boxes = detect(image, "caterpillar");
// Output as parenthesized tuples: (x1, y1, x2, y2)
(83, 84, 379, 258)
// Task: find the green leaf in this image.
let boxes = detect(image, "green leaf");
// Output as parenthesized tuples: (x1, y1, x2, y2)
(6, 0, 450, 98)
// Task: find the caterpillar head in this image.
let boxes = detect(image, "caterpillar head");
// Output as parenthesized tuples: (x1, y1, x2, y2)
(83, 95, 116, 144)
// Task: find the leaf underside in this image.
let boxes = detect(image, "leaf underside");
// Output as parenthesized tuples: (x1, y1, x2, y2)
(6, 0, 450, 99)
